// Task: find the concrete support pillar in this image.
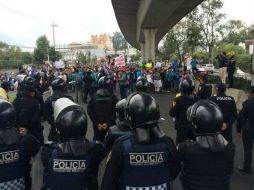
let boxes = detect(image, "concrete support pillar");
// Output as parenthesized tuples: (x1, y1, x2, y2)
(140, 43, 145, 62)
(143, 28, 157, 63)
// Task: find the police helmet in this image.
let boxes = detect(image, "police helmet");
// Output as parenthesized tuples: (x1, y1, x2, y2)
(125, 92, 160, 129)
(187, 100, 223, 135)
(180, 78, 195, 94)
(136, 77, 148, 92)
(115, 99, 126, 121)
(54, 98, 87, 142)
(51, 78, 66, 91)
(21, 76, 36, 92)
(98, 76, 110, 89)
(0, 99, 16, 129)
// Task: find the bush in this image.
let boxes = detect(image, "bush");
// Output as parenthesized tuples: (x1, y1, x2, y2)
(237, 54, 252, 72)
(206, 75, 251, 91)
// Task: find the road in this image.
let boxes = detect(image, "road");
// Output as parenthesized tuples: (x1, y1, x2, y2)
(32, 89, 254, 190)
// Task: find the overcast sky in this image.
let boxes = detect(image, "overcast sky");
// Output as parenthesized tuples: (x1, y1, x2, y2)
(0, 0, 253, 47)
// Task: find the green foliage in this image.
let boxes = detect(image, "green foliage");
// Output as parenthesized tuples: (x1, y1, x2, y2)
(207, 75, 251, 90)
(130, 53, 141, 62)
(77, 52, 87, 64)
(33, 35, 49, 64)
(112, 32, 128, 53)
(237, 54, 252, 72)
(21, 52, 33, 64)
(193, 51, 209, 65)
(49, 47, 62, 62)
(221, 20, 249, 45)
(215, 43, 245, 55)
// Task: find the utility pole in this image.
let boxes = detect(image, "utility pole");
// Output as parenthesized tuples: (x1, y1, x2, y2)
(51, 21, 58, 49)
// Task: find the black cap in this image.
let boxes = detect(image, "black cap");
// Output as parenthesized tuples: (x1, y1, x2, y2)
(216, 83, 226, 92)
(248, 86, 254, 93)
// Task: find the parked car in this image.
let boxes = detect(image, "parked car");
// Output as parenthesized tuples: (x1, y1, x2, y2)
(234, 68, 245, 78)
(187, 65, 208, 75)
(202, 64, 215, 73)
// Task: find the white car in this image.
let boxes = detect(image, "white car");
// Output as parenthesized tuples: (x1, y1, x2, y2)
(234, 68, 245, 78)
(202, 64, 215, 73)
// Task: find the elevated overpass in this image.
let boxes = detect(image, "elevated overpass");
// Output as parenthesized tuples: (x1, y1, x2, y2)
(111, 0, 204, 62)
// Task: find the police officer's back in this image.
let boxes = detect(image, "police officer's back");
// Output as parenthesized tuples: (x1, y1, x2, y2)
(102, 93, 181, 190)
(13, 77, 44, 144)
(196, 75, 212, 100)
(41, 98, 106, 190)
(169, 78, 197, 144)
(44, 78, 73, 141)
(104, 99, 131, 152)
(0, 99, 40, 190)
(209, 83, 237, 142)
(87, 76, 118, 142)
(237, 86, 254, 174)
(178, 100, 235, 190)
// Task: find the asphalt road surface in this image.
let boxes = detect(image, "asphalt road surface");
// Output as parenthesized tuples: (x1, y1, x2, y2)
(31, 89, 254, 190)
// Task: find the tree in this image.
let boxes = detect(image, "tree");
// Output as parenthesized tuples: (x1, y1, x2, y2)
(112, 32, 128, 53)
(221, 20, 248, 45)
(184, 10, 203, 54)
(21, 52, 33, 64)
(161, 21, 187, 62)
(192, 0, 225, 64)
(34, 35, 49, 64)
(49, 46, 62, 62)
(77, 52, 87, 64)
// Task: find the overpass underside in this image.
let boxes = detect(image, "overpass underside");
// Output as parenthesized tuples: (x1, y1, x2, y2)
(112, 0, 204, 63)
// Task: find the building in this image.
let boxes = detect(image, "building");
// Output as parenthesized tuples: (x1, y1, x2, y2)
(55, 42, 105, 61)
(91, 34, 113, 50)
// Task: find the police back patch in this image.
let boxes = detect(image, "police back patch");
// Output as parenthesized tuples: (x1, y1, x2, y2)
(53, 159, 86, 172)
(0, 150, 20, 164)
(129, 152, 164, 166)
(126, 183, 167, 190)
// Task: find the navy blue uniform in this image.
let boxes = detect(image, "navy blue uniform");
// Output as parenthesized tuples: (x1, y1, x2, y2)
(101, 135, 181, 190)
(41, 138, 106, 190)
(209, 94, 237, 141)
(197, 82, 212, 100)
(104, 123, 131, 152)
(169, 94, 197, 144)
(0, 130, 40, 190)
(237, 97, 254, 172)
(178, 137, 235, 190)
(87, 94, 118, 142)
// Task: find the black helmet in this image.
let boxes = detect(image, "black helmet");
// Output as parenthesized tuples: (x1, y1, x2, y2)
(21, 76, 36, 92)
(180, 78, 195, 94)
(136, 77, 148, 92)
(125, 92, 160, 129)
(98, 76, 110, 89)
(54, 98, 87, 142)
(52, 78, 66, 91)
(115, 99, 126, 121)
(97, 76, 111, 96)
(187, 100, 223, 135)
(0, 99, 16, 129)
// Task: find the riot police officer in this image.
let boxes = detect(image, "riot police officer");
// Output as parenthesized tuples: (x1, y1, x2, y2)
(104, 98, 131, 152)
(41, 98, 106, 190)
(178, 100, 235, 190)
(102, 93, 181, 190)
(44, 78, 73, 141)
(13, 76, 44, 144)
(135, 76, 148, 92)
(169, 78, 197, 144)
(209, 83, 237, 142)
(196, 75, 212, 99)
(0, 99, 40, 190)
(237, 86, 254, 174)
(87, 76, 118, 142)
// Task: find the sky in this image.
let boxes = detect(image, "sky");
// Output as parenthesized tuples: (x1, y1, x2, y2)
(0, 0, 253, 48)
